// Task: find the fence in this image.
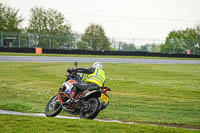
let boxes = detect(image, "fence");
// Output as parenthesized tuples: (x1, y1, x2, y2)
(0, 31, 200, 57)
(0, 32, 77, 49)
(1, 47, 200, 58)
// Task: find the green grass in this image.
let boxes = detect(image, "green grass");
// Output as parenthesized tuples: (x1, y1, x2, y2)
(0, 114, 199, 133)
(0, 62, 200, 128)
(1, 52, 200, 60)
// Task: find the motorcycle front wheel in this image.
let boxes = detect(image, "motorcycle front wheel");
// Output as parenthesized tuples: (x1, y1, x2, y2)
(80, 98, 100, 119)
(45, 95, 62, 117)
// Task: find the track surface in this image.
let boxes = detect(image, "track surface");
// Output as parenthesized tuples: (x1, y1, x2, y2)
(0, 56, 200, 64)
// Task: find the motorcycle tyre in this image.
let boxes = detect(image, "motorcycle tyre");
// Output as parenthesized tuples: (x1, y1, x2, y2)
(80, 98, 100, 119)
(45, 95, 62, 117)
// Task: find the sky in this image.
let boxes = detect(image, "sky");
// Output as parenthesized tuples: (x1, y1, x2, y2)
(1, 0, 200, 46)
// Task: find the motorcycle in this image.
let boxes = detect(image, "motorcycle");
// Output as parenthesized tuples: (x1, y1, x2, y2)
(45, 62, 111, 119)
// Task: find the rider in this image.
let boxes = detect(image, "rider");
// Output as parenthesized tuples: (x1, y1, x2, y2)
(66, 62, 105, 104)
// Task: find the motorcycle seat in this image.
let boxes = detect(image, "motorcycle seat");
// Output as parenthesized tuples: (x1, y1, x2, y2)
(88, 86, 100, 91)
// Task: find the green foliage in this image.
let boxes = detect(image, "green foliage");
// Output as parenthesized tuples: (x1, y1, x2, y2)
(77, 40, 89, 49)
(0, 62, 200, 127)
(195, 23, 200, 49)
(196, 24, 200, 38)
(27, 7, 74, 49)
(0, 2, 23, 32)
(118, 41, 136, 51)
(160, 28, 199, 54)
(139, 44, 160, 52)
(27, 7, 71, 34)
(77, 24, 111, 50)
(140, 45, 148, 51)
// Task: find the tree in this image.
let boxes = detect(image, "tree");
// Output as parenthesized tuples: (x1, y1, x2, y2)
(160, 28, 199, 54)
(118, 41, 136, 51)
(0, 2, 23, 32)
(77, 24, 111, 50)
(28, 7, 71, 34)
(0, 2, 23, 47)
(195, 23, 200, 54)
(140, 45, 148, 52)
(139, 44, 160, 52)
(27, 7, 73, 49)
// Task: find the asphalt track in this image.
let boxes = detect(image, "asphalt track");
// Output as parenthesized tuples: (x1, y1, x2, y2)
(0, 56, 200, 64)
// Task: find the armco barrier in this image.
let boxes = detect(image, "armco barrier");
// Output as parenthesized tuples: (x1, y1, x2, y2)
(0, 47, 200, 58)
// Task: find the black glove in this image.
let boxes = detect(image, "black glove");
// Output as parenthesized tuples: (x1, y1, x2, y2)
(71, 68, 77, 74)
(67, 68, 72, 74)
(67, 68, 77, 74)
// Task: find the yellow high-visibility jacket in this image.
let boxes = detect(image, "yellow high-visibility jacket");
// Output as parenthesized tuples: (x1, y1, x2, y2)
(85, 68, 105, 87)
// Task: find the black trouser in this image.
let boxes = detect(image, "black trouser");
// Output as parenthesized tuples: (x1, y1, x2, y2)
(68, 82, 99, 103)
(72, 82, 98, 94)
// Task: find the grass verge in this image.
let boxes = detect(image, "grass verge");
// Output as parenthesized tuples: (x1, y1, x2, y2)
(0, 114, 199, 133)
(0, 62, 200, 128)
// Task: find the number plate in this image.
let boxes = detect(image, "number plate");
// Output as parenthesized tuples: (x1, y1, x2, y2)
(101, 93, 109, 104)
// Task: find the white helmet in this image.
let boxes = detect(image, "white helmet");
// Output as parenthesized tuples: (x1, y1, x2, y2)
(92, 62, 103, 69)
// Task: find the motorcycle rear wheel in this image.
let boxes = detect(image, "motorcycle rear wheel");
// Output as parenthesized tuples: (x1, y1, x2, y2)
(45, 95, 62, 117)
(80, 98, 100, 119)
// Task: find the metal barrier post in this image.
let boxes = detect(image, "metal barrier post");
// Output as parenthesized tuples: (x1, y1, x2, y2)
(28, 33, 30, 48)
(18, 33, 21, 48)
(1, 32, 3, 47)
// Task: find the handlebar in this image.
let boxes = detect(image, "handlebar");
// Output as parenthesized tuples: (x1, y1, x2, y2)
(66, 68, 84, 83)
(67, 68, 77, 74)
